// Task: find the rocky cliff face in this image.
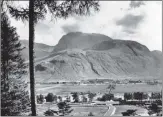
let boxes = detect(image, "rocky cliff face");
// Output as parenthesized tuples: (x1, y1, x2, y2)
(34, 32, 163, 82)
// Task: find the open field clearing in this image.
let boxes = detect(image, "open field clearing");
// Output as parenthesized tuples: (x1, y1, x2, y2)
(35, 83, 162, 95)
(69, 105, 108, 116)
(36, 103, 108, 116)
(113, 105, 149, 116)
(36, 103, 58, 116)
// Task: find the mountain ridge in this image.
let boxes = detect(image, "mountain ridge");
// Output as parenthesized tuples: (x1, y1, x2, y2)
(33, 32, 162, 82)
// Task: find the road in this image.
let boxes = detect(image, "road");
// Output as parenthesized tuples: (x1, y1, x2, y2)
(104, 103, 116, 116)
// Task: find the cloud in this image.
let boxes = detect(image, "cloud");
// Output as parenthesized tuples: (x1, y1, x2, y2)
(61, 23, 80, 34)
(123, 28, 136, 34)
(116, 14, 145, 29)
(129, 1, 145, 9)
(10, 1, 162, 51)
(36, 22, 51, 34)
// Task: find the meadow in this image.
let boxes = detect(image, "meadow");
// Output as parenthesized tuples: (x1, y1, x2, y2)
(113, 105, 149, 116)
(69, 105, 108, 116)
(35, 83, 162, 96)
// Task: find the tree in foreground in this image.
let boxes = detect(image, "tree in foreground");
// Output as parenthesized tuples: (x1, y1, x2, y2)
(1, 12, 30, 116)
(5, 0, 100, 115)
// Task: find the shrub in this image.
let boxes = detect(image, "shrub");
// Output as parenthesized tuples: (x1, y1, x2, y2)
(154, 100, 162, 105)
(71, 92, 79, 103)
(88, 92, 96, 102)
(148, 103, 162, 114)
(57, 102, 73, 116)
(44, 109, 54, 116)
(88, 112, 94, 116)
(122, 109, 137, 116)
(82, 95, 88, 103)
(44, 109, 58, 116)
(35, 64, 47, 71)
(151, 93, 162, 99)
(113, 98, 122, 102)
(133, 92, 143, 100)
(97, 93, 114, 101)
(124, 93, 133, 100)
(45, 93, 54, 102)
(37, 94, 44, 104)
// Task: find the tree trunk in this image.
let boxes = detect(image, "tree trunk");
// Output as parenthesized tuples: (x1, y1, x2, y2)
(29, 0, 36, 115)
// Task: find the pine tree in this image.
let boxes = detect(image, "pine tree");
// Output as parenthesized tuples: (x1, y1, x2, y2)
(5, 1, 100, 115)
(1, 12, 30, 116)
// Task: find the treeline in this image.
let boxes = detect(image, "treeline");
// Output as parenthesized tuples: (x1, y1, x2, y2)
(124, 92, 162, 101)
(37, 91, 97, 104)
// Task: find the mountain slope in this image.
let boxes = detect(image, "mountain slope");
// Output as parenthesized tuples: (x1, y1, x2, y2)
(34, 33, 162, 82)
(20, 40, 54, 60)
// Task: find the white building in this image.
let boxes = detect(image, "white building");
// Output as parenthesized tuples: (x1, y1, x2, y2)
(114, 93, 124, 100)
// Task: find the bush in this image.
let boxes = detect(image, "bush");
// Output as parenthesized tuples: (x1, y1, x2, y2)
(119, 100, 126, 105)
(119, 100, 146, 105)
(44, 109, 54, 116)
(122, 109, 137, 116)
(151, 93, 162, 99)
(88, 92, 96, 102)
(97, 93, 114, 101)
(124, 93, 133, 100)
(58, 96, 62, 102)
(35, 64, 47, 71)
(37, 94, 44, 104)
(88, 112, 94, 116)
(57, 102, 73, 116)
(45, 93, 55, 102)
(154, 100, 162, 105)
(71, 92, 79, 103)
(148, 103, 162, 114)
(44, 109, 58, 116)
(133, 92, 143, 100)
(113, 98, 122, 102)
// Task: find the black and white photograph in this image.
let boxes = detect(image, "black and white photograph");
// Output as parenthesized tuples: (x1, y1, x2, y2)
(1, 0, 162, 116)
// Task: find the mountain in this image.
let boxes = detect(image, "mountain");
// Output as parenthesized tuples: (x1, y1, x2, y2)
(52, 32, 112, 52)
(20, 40, 54, 60)
(33, 32, 162, 82)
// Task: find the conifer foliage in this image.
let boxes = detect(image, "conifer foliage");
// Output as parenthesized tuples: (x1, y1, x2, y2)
(1, 12, 30, 116)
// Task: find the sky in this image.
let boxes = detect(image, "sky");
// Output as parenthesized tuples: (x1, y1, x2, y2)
(10, 1, 162, 51)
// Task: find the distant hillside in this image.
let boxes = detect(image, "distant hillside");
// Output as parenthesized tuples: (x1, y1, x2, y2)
(30, 32, 162, 82)
(20, 40, 54, 60)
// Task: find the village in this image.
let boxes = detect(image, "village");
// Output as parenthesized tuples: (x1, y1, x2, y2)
(36, 82, 162, 116)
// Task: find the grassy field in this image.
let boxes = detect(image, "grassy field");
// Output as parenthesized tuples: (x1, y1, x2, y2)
(36, 103, 108, 116)
(36, 103, 58, 116)
(69, 105, 108, 116)
(113, 105, 149, 116)
(35, 83, 162, 95)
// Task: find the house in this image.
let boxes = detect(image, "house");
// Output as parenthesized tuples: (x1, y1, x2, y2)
(114, 93, 124, 100)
